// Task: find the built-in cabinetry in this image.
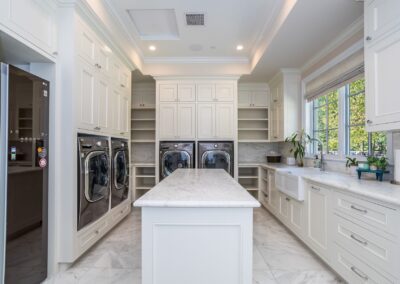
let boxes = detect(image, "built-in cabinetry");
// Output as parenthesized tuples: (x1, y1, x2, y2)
(238, 83, 270, 142)
(0, 0, 57, 59)
(133, 164, 156, 200)
(259, 166, 400, 283)
(75, 18, 131, 138)
(364, 0, 400, 131)
(238, 165, 260, 199)
(268, 70, 300, 141)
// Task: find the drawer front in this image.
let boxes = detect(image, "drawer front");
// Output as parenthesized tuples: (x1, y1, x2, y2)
(333, 191, 398, 236)
(332, 243, 396, 284)
(78, 218, 109, 252)
(111, 203, 131, 223)
(333, 213, 398, 275)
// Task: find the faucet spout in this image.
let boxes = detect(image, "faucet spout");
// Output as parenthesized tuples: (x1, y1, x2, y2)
(310, 138, 325, 171)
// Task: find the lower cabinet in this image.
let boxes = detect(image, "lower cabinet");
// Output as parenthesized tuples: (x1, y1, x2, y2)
(305, 182, 330, 261)
(268, 171, 280, 213)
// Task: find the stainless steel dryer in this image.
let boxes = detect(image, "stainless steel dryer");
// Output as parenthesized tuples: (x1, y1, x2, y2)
(111, 138, 129, 209)
(78, 135, 110, 230)
(198, 141, 234, 177)
(159, 142, 195, 180)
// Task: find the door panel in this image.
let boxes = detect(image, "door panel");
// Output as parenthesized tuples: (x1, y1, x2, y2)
(77, 59, 97, 131)
(177, 103, 196, 139)
(159, 84, 177, 102)
(252, 91, 268, 107)
(178, 84, 196, 102)
(97, 75, 110, 132)
(216, 104, 234, 139)
(197, 84, 215, 102)
(197, 103, 215, 139)
(215, 84, 234, 102)
(159, 103, 177, 139)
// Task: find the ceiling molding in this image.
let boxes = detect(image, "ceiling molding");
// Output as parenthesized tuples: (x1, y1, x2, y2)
(143, 56, 249, 64)
(154, 75, 241, 81)
(300, 16, 364, 74)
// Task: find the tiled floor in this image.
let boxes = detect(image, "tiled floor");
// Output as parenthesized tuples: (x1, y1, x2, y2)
(54, 207, 343, 284)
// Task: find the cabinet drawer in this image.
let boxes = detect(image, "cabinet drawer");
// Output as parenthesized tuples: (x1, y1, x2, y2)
(333, 191, 398, 236)
(111, 203, 131, 223)
(332, 243, 396, 284)
(78, 218, 109, 252)
(333, 213, 398, 275)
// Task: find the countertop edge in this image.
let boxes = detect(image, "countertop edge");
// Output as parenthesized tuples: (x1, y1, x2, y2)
(133, 200, 261, 208)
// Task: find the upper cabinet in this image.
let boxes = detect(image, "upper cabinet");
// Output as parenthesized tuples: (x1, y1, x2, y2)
(268, 70, 300, 141)
(238, 84, 269, 107)
(365, 0, 400, 131)
(157, 81, 237, 140)
(0, 0, 57, 58)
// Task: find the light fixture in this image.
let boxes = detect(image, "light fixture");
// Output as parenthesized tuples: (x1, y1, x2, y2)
(236, 45, 244, 51)
(149, 45, 156, 51)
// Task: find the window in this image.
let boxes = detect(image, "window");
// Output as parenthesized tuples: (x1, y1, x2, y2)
(309, 77, 387, 158)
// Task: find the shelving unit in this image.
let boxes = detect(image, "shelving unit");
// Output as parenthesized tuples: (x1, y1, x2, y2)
(131, 108, 156, 143)
(133, 163, 156, 200)
(238, 165, 260, 199)
(259, 167, 269, 208)
(238, 108, 269, 142)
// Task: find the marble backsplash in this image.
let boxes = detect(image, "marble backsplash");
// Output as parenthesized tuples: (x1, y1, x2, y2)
(238, 142, 280, 164)
(131, 143, 156, 164)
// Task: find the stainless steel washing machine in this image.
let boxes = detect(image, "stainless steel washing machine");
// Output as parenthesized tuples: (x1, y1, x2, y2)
(159, 142, 195, 180)
(77, 134, 110, 230)
(198, 141, 234, 177)
(111, 138, 129, 209)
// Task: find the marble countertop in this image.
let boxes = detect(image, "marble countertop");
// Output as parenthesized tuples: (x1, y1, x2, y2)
(134, 169, 261, 208)
(256, 163, 400, 207)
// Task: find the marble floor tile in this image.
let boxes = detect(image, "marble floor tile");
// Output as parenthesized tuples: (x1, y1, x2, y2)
(54, 207, 342, 284)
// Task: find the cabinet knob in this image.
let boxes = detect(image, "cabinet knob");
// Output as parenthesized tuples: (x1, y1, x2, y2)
(365, 36, 372, 41)
(285, 197, 290, 201)
(366, 119, 372, 124)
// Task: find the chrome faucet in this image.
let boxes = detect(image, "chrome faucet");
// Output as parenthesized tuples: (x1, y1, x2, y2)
(310, 138, 325, 171)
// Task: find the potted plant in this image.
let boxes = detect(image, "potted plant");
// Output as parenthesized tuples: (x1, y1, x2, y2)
(285, 130, 311, 167)
(376, 156, 389, 171)
(345, 157, 358, 176)
(367, 156, 379, 171)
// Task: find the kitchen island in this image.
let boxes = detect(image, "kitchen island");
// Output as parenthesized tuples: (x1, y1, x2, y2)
(134, 169, 260, 284)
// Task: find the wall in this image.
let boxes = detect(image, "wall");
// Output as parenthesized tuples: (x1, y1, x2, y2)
(238, 142, 280, 164)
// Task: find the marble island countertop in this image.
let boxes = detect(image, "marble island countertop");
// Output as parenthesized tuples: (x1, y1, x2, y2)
(134, 169, 261, 208)
(257, 163, 400, 207)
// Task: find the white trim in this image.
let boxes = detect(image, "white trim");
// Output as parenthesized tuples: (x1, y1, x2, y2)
(144, 56, 249, 65)
(154, 76, 241, 81)
(301, 16, 364, 74)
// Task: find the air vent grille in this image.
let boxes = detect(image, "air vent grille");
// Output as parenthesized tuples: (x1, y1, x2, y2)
(185, 13, 205, 26)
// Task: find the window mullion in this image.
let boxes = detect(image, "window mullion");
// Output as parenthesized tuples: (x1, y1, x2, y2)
(338, 86, 347, 158)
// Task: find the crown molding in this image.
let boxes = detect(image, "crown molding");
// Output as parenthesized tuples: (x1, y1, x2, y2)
(144, 56, 249, 65)
(153, 75, 241, 81)
(300, 16, 364, 74)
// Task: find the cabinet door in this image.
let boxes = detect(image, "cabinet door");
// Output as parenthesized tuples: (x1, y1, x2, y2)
(78, 24, 96, 66)
(215, 103, 234, 139)
(177, 103, 196, 139)
(365, 0, 400, 42)
(290, 198, 305, 236)
(269, 173, 279, 212)
(178, 84, 196, 102)
(271, 102, 283, 141)
(238, 90, 251, 107)
(252, 91, 268, 107)
(159, 103, 178, 139)
(279, 194, 290, 222)
(77, 59, 97, 131)
(119, 67, 130, 90)
(365, 29, 400, 129)
(159, 84, 177, 102)
(215, 84, 234, 102)
(110, 59, 121, 84)
(306, 183, 330, 260)
(97, 75, 111, 132)
(111, 87, 122, 134)
(197, 103, 215, 139)
(119, 92, 130, 136)
(142, 92, 156, 108)
(197, 84, 215, 102)
(96, 41, 110, 77)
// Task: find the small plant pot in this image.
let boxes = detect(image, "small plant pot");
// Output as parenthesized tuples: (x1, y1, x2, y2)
(370, 165, 378, 171)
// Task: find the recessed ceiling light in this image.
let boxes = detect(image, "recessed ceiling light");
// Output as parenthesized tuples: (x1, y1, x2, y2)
(149, 45, 156, 51)
(236, 45, 244, 51)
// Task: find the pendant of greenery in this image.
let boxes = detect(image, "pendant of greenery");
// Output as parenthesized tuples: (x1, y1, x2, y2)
(285, 130, 311, 167)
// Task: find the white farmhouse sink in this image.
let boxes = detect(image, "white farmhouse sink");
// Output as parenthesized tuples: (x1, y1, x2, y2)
(275, 170, 304, 201)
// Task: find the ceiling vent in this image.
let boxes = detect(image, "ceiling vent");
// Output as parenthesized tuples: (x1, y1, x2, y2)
(185, 13, 205, 26)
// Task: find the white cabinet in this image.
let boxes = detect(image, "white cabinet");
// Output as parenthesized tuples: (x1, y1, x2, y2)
(159, 103, 196, 139)
(0, 0, 57, 57)
(197, 83, 234, 102)
(178, 84, 196, 102)
(197, 84, 215, 102)
(364, 0, 400, 131)
(97, 75, 112, 133)
(197, 103, 234, 139)
(133, 91, 156, 108)
(268, 171, 280, 212)
(197, 103, 216, 139)
(268, 70, 300, 141)
(159, 84, 178, 102)
(238, 87, 269, 107)
(279, 193, 290, 221)
(110, 88, 129, 137)
(305, 182, 330, 261)
(215, 84, 234, 102)
(289, 197, 305, 236)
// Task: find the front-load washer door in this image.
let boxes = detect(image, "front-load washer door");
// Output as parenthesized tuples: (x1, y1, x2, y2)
(111, 150, 129, 208)
(161, 150, 191, 179)
(201, 150, 231, 174)
(85, 151, 110, 203)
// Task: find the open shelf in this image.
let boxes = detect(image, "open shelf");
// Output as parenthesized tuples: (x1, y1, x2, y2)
(133, 164, 157, 200)
(131, 140, 156, 143)
(238, 108, 269, 142)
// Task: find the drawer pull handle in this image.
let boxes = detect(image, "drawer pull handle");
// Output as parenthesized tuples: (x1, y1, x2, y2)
(350, 234, 368, 246)
(311, 186, 320, 191)
(350, 205, 367, 214)
(351, 266, 368, 281)
(286, 197, 290, 201)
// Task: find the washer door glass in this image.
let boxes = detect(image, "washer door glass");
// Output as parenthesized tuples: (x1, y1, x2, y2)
(85, 151, 109, 202)
(114, 150, 127, 190)
(201, 150, 231, 174)
(162, 150, 191, 178)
